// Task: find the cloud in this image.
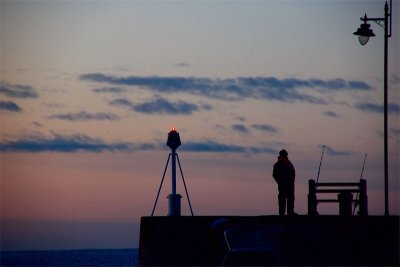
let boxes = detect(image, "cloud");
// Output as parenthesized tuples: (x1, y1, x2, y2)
(182, 140, 277, 154)
(200, 102, 213, 111)
(251, 124, 279, 134)
(48, 111, 120, 121)
(109, 98, 134, 108)
(0, 133, 277, 155)
(182, 141, 245, 153)
(32, 122, 43, 128)
(390, 127, 400, 136)
(390, 74, 399, 86)
(134, 98, 199, 115)
(323, 111, 339, 118)
(232, 124, 249, 134)
(0, 82, 39, 98)
(44, 102, 65, 109)
(0, 133, 155, 153)
(109, 97, 205, 115)
(345, 81, 371, 91)
(0, 100, 22, 112)
(92, 87, 127, 93)
(80, 73, 371, 104)
(175, 62, 191, 67)
(354, 102, 400, 114)
(319, 144, 353, 156)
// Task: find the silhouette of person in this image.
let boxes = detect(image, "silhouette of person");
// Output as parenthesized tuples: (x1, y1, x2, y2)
(273, 149, 297, 216)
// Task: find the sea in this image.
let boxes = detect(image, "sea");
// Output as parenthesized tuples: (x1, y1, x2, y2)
(0, 249, 138, 267)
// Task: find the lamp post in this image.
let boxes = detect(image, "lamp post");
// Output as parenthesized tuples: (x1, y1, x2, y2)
(353, 0, 392, 216)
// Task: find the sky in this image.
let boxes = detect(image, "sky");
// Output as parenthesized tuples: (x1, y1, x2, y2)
(1, 0, 399, 250)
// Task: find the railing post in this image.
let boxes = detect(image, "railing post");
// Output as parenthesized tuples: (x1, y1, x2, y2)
(308, 179, 318, 215)
(359, 179, 368, 216)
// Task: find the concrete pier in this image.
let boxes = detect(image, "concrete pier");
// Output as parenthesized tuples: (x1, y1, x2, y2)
(139, 215, 399, 266)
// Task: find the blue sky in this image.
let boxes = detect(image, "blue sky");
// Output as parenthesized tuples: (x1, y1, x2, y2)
(1, 0, 399, 250)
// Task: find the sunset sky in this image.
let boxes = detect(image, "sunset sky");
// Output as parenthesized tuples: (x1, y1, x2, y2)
(1, 0, 399, 250)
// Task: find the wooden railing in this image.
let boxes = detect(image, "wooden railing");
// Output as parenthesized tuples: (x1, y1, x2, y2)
(308, 179, 368, 216)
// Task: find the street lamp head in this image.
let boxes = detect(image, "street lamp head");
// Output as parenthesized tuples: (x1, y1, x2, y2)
(353, 22, 376, 45)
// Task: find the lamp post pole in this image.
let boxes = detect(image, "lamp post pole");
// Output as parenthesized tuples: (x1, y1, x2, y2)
(383, 2, 389, 216)
(353, 1, 392, 216)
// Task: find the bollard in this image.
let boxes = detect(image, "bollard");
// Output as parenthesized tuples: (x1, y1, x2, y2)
(359, 179, 368, 216)
(308, 179, 318, 215)
(168, 194, 182, 216)
(338, 191, 353, 216)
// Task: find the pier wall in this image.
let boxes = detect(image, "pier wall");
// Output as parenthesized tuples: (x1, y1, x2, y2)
(139, 215, 399, 266)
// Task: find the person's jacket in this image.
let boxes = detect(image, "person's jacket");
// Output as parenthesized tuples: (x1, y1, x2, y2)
(273, 156, 295, 185)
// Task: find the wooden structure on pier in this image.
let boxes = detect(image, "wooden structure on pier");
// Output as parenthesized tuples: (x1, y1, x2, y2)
(308, 179, 368, 216)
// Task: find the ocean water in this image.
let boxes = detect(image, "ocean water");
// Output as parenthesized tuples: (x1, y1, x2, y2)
(0, 249, 138, 267)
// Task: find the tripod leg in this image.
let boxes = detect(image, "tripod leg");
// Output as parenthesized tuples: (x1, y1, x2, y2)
(176, 154, 194, 216)
(151, 153, 171, 216)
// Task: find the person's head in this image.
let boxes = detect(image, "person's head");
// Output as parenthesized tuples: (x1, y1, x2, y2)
(278, 149, 288, 159)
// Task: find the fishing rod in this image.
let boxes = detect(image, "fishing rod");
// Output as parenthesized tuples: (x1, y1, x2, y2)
(316, 145, 325, 186)
(353, 153, 368, 215)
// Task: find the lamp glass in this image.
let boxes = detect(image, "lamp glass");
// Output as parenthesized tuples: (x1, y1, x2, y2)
(358, 35, 369, 46)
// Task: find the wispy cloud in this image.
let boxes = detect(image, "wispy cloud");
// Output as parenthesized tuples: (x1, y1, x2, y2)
(390, 127, 400, 136)
(0, 133, 154, 153)
(0, 100, 22, 112)
(390, 74, 399, 86)
(109, 98, 133, 108)
(32, 122, 43, 128)
(48, 111, 120, 121)
(80, 73, 371, 104)
(323, 111, 340, 118)
(175, 62, 191, 68)
(232, 124, 249, 134)
(92, 87, 127, 94)
(182, 140, 277, 155)
(134, 98, 199, 115)
(354, 102, 400, 114)
(251, 124, 279, 134)
(43, 102, 65, 109)
(0, 82, 39, 98)
(319, 144, 353, 156)
(0, 133, 277, 155)
(109, 97, 206, 115)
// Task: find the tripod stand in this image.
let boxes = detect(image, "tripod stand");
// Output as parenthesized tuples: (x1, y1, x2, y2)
(151, 151, 194, 216)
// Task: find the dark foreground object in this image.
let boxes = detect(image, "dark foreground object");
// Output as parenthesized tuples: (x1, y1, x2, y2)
(139, 215, 399, 266)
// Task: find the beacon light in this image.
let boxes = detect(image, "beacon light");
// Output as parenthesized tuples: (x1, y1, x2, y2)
(151, 128, 194, 217)
(167, 127, 181, 151)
